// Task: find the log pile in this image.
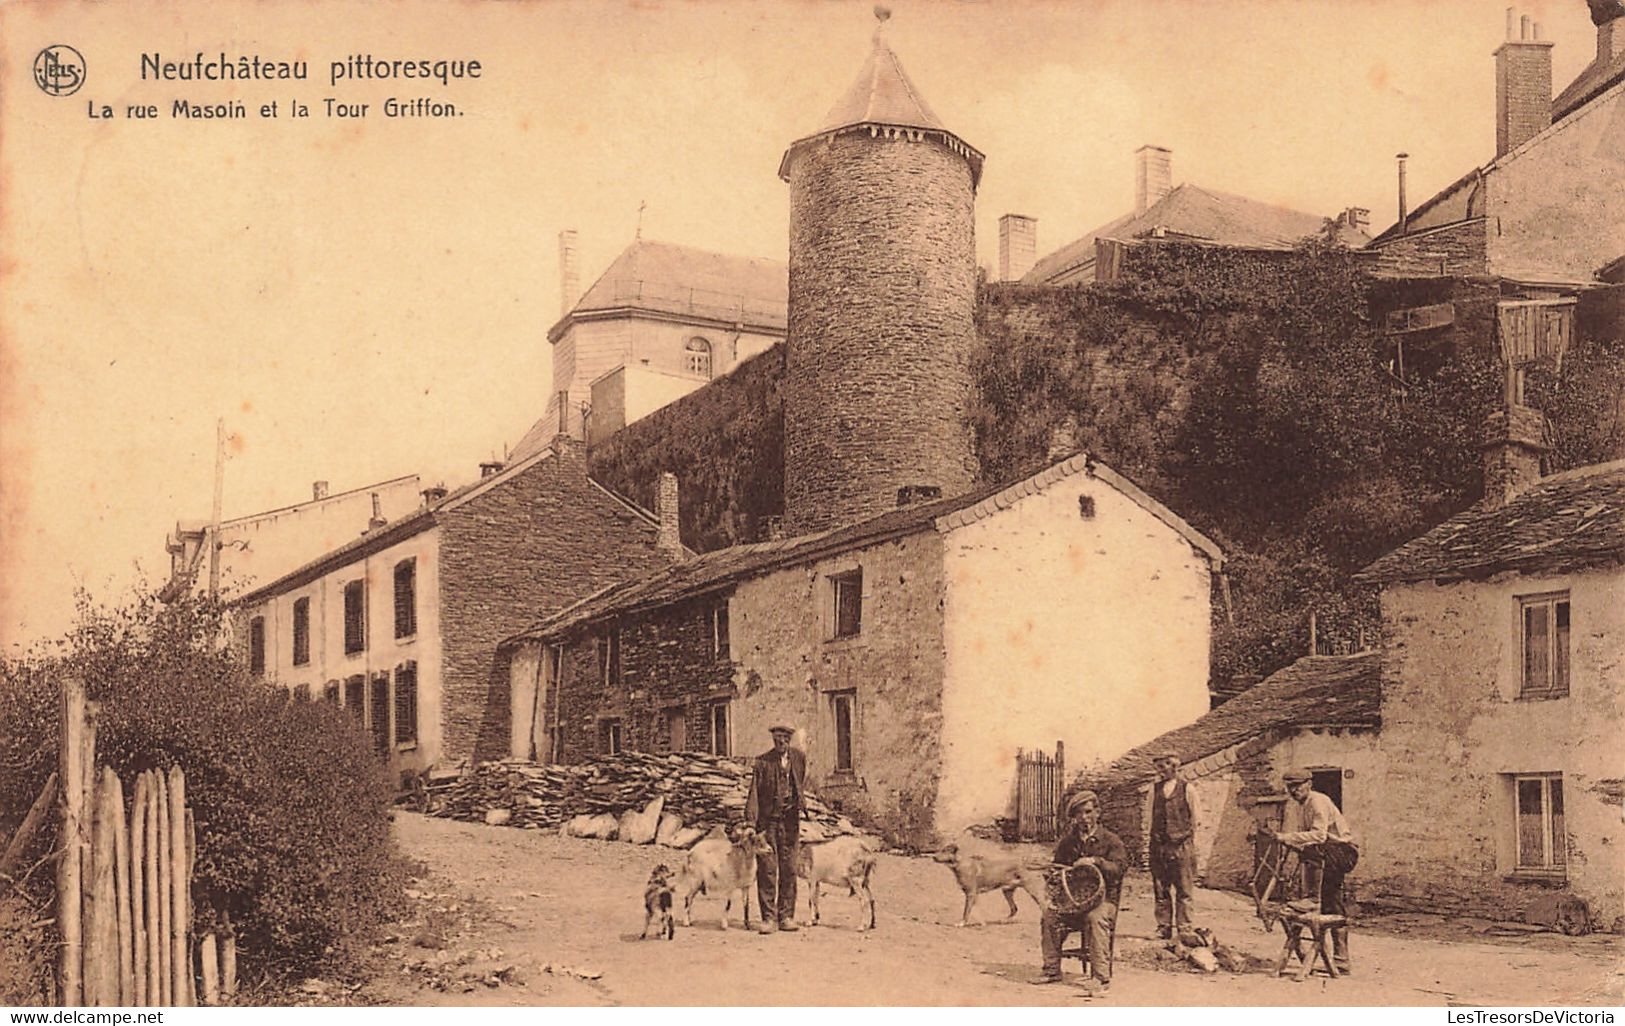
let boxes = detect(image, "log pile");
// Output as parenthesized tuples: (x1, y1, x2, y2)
(427, 753, 860, 841)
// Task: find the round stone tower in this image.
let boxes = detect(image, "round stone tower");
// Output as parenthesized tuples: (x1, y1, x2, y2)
(778, 17, 984, 536)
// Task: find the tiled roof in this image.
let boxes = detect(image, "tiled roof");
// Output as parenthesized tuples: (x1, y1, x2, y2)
(506, 453, 1220, 644)
(1024, 184, 1360, 285)
(550, 240, 787, 342)
(1086, 652, 1382, 795)
(1355, 461, 1625, 585)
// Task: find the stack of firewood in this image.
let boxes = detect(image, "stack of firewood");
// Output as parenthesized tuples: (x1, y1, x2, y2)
(427, 752, 859, 840)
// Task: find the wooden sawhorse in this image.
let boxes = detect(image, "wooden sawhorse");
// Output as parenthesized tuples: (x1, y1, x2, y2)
(1274, 910, 1346, 981)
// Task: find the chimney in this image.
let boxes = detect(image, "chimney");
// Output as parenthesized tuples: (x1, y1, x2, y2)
(1480, 404, 1548, 508)
(656, 472, 683, 556)
(479, 460, 505, 478)
(1134, 145, 1172, 218)
(558, 229, 581, 315)
(1495, 8, 1554, 157)
(312, 480, 329, 500)
(998, 214, 1038, 282)
(422, 483, 448, 505)
(759, 515, 785, 542)
(1598, 3, 1625, 66)
(368, 492, 387, 530)
(895, 484, 943, 508)
(1343, 207, 1370, 234)
(1396, 153, 1409, 235)
(1046, 417, 1079, 462)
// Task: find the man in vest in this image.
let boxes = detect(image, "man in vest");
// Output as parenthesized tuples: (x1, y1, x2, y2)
(1264, 766, 1359, 973)
(745, 724, 806, 933)
(1149, 749, 1198, 939)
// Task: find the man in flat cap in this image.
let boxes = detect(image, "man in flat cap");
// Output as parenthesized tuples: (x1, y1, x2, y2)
(745, 723, 806, 932)
(1032, 789, 1127, 993)
(1263, 767, 1359, 972)
(1149, 749, 1198, 939)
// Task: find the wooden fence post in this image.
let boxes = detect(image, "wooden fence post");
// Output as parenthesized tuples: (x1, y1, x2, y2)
(131, 772, 149, 1007)
(154, 771, 170, 1006)
(113, 771, 133, 1005)
(168, 766, 190, 1007)
(87, 769, 117, 1005)
(57, 678, 85, 1006)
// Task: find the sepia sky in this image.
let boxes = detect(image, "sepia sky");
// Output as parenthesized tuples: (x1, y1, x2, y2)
(0, 0, 1600, 650)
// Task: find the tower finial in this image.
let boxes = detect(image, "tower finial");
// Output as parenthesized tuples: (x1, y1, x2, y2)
(873, 5, 892, 46)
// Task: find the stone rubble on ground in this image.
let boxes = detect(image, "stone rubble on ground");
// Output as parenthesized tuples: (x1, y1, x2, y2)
(425, 752, 861, 843)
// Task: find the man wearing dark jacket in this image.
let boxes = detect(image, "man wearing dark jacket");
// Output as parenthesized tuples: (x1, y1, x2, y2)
(1149, 749, 1198, 938)
(1033, 789, 1126, 994)
(745, 724, 805, 933)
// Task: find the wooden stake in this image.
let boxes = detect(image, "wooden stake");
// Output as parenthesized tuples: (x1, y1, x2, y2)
(131, 773, 148, 1007)
(221, 921, 237, 1004)
(87, 769, 118, 1005)
(199, 932, 219, 1006)
(1, 771, 58, 876)
(168, 765, 189, 1007)
(184, 808, 196, 1007)
(154, 771, 170, 1006)
(80, 714, 98, 1002)
(57, 678, 85, 1006)
(113, 772, 133, 1005)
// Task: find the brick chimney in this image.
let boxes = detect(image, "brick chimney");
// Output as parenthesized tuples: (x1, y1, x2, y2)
(312, 480, 329, 500)
(1342, 207, 1370, 234)
(1480, 404, 1548, 508)
(368, 492, 387, 530)
(1495, 9, 1553, 157)
(422, 483, 448, 505)
(998, 214, 1037, 281)
(1598, 5, 1625, 66)
(479, 460, 505, 478)
(656, 472, 683, 556)
(559, 229, 581, 316)
(1135, 145, 1172, 218)
(1047, 417, 1079, 462)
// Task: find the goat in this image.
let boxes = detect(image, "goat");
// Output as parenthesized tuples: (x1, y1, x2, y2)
(794, 835, 877, 930)
(675, 824, 773, 930)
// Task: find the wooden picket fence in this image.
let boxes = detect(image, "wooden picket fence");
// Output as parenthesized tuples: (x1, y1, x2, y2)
(1015, 741, 1065, 842)
(54, 677, 235, 1007)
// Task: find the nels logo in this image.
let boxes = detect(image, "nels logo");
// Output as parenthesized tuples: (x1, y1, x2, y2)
(33, 44, 86, 97)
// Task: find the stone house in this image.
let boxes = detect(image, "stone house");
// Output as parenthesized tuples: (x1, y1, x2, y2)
(232, 438, 678, 781)
(503, 452, 1223, 845)
(1008, 145, 1369, 285)
(520, 238, 786, 454)
(1366, 6, 1625, 287)
(1351, 457, 1625, 928)
(161, 473, 423, 601)
(1084, 652, 1381, 891)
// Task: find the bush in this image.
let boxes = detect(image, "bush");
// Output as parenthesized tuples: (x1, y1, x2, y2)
(0, 588, 405, 981)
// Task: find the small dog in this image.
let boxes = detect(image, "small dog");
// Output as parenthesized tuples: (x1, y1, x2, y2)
(932, 843, 1047, 927)
(641, 864, 676, 940)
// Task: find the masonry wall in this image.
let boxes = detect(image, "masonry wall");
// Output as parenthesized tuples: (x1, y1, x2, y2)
(437, 443, 671, 766)
(1369, 567, 1625, 927)
(935, 467, 1213, 836)
(783, 131, 978, 534)
(1367, 220, 1492, 279)
(239, 527, 443, 781)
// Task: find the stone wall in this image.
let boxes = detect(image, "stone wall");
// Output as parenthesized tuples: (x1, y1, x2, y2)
(1366, 567, 1624, 926)
(1366, 220, 1492, 279)
(437, 442, 672, 765)
(783, 131, 978, 535)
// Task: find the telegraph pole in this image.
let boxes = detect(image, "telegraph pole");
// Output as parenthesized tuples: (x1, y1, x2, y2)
(207, 418, 224, 600)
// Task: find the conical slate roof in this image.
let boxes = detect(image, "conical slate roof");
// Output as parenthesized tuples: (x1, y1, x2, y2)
(779, 25, 982, 186)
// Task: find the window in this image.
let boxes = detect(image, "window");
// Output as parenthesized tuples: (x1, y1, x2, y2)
(1513, 774, 1565, 876)
(1520, 593, 1570, 697)
(343, 580, 366, 655)
(666, 707, 687, 752)
(685, 337, 712, 379)
(323, 680, 340, 704)
(394, 559, 417, 639)
(344, 674, 365, 718)
(831, 691, 855, 772)
(600, 718, 623, 755)
(293, 683, 311, 703)
(711, 600, 730, 659)
(598, 629, 621, 686)
(832, 570, 863, 638)
(708, 701, 730, 757)
(249, 616, 266, 675)
(292, 598, 311, 666)
(369, 673, 391, 756)
(394, 661, 418, 745)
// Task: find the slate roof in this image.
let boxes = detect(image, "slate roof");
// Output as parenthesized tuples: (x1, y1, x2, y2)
(1023, 184, 1361, 285)
(548, 240, 787, 343)
(1553, 44, 1625, 121)
(1355, 461, 1625, 585)
(506, 452, 1221, 645)
(1086, 652, 1382, 795)
(779, 34, 983, 187)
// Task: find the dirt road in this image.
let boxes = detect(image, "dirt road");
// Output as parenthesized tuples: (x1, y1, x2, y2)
(346, 813, 1623, 1007)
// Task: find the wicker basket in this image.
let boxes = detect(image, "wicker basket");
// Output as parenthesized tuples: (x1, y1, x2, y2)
(1045, 863, 1105, 916)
